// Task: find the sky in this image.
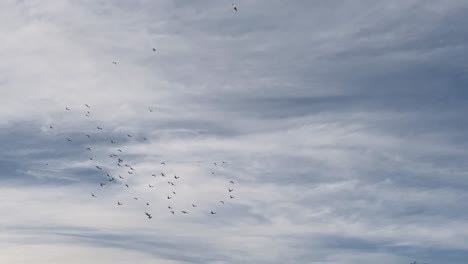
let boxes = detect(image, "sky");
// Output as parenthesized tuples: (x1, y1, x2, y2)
(1, 0, 468, 263)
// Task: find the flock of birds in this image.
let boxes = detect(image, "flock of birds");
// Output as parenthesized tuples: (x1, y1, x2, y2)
(49, 104, 237, 220)
(44, 2, 242, 220)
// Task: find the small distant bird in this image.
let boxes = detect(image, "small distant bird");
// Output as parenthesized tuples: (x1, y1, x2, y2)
(86, 147, 91, 151)
(134, 197, 138, 200)
(161, 162, 166, 165)
(211, 211, 216, 215)
(229, 181, 235, 184)
(127, 134, 132, 138)
(192, 204, 197, 208)
(97, 126, 103, 130)
(117, 149, 122, 152)
(65, 107, 70, 111)
(89, 158, 93, 160)
(45, 163, 48, 166)
(167, 196, 172, 200)
(170, 211, 175, 215)
(174, 175, 179, 179)
(232, 3, 238, 11)
(172, 191, 176, 194)
(125, 184, 129, 188)
(91, 193, 96, 198)
(85, 104, 91, 108)
(152, 48, 156, 52)
(112, 62, 117, 65)
(230, 195, 234, 199)
(145, 212, 152, 219)
(117, 201, 122, 205)
(181, 211, 188, 214)
(49, 125, 53, 129)
(95, 166, 102, 170)
(161, 173, 165, 177)
(149, 184, 154, 188)
(117, 163, 121, 166)
(222, 161, 226, 164)
(211, 172, 215, 175)
(128, 171, 133, 174)
(86, 134, 91, 138)
(119, 175, 124, 179)
(152, 174, 156, 177)
(67, 138, 72, 142)
(168, 206, 173, 209)
(106, 173, 110, 177)
(146, 202, 150, 206)
(111, 140, 115, 144)
(108, 177, 115, 182)
(130, 167, 135, 171)
(229, 188, 234, 192)
(100, 183, 106, 187)
(214, 162, 217, 166)
(220, 201, 225, 204)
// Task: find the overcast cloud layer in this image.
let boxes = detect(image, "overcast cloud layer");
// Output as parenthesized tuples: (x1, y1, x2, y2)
(1, 1, 468, 263)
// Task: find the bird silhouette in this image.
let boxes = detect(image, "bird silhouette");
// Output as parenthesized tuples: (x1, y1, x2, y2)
(65, 107, 70, 111)
(86, 147, 91, 151)
(167, 196, 172, 200)
(174, 175, 180, 179)
(168, 206, 173, 209)
(181, 211, 188, 214)
(100, 183, 106, 187)
(95, 166, 102, 170)
(230, 195, 235, 199)
(49, 125, 53, 129)
(86, 134, 91, 138)
(220, 201, 225, 204)
(119, 175, 124, 179)
(134, 197, 139, 200)
(161, 173, 165, 177)
(211, 211, 216, 215)
(127, 134, 132, 138)
(152, 48, 156, 52)
(118, 201, 122, 205)
(125, 184, 129, 188)
(97, 126, 103, 130)
(229, 181, 235, 184)
(192, 204, 197, 207)
(170, 211, 175, 215)
(85, 104, 91, 108)
(145, 212, 152, 219)
(146, 202, 150, 206)
(112, 61, 117, 65)
(232, 3, 238, 11)
(149, 184, 154, 188)
(117, 149, 122, 152)
(228, 188, 234, 192)
(91, 193, 97, 198)
(161, 162, 166, 165)
(66, 138, 72, 142)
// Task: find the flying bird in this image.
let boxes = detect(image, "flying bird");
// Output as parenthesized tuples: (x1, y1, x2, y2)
(91, 193, 96, 198)
(96, 166, 102, 170)
(134, 197, 139, 200)
(117, 149, 122, 152)
(85, 104, 91, 108)
(66, 138, 72, 142)
(230, 181, 235, 184)
(49, 125, 53, 129)
(146, 202, 150, 206)
(220, 201, 225, 204)
(127, 134, 132, 138)
(192, 204, 197, 208)
(167, 196, 172, 200)
(111, 140, 115, 144)
(86, 134, 91, 138)
(119, 175, 124, 179)
(149, 184, 154, 188)
(152, 48, 156, 52)
(97, 126, 103, 130)
(170, 211, 175, 215)
(117, 201, 122, 205)
(211, 211, 216, 215)
(172, 191, 176, 194)
(214, 162, 217, 166)
(86, 147, 91, 151)
(145, 212, 152, 219)
(100, 183, 106, 187)
(230, 195, 235, 199)
(112, 61, 117, 65)
(181, 211, 188, 214)
(161, 173, 165, 177)
(89, 157, 93, 160)
(174, 175, 179, 179)
(125, 184, 129, 188)
(232, 3, 238, 11)
(229, 188, 234, 192)
(161, 162, 166, 165)
(168, 206, 173, 209)
(65, 107, 70, 111)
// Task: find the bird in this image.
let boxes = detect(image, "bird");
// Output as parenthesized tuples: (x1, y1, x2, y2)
(232, 3, 238, 11)
(134, 197, 139, 200)
(127, 134, 132, 138)
(168, 206, 173, 209)
(192, 204, 197, 207)
(211, 171, 215, 175)
(149, 184, 154, 188)
(117, 201, 122, 205)
(161, 173, 165, 177)
(228, 188, 234, 192)
(97, 126, 103, 130)
(66, 138, 72, 142)
(89, 158, 93, 160)
(117, 149, 122, 152)
(152, 174, 156, 177)
(86, 147, 91, 151)
(146, 202, 150, 206)
(174, 175, 180, 179)
(128, 171, 133, 175)
(65, 107, 70, 111)
(230, 181, 235, 184)
(112, 61, 117, 65)
(161, 162, 166, 165)
(230, 195, 235, 199)
(152, 48, 156, 52)
(220, 201, 225, 204)
(86, 134, 91, 138)
(125, 184, 129, 188)
(222, 161, 226, 164)
(181, 211, 188, 214)
(172, 191, 176, 194)
(100, 183, 106, 187)
(119, 175, 124, 179)
(130, 167, 135, 171)
(211, 211, 216, 215)
(111, 140, 115, 144)
(145, 212, 152, 219)
(167, 196, 172, 200)
(91, 193, 97, 198)
(85, 104, 91, 108)
(95, 166, 102, 170)
(170, 211, 175, 215)
(49, 125, 53, 129)
(214, 162, 217, 166)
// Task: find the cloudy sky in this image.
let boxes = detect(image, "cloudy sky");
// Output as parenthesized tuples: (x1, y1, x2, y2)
(1, 0, 468, 263)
